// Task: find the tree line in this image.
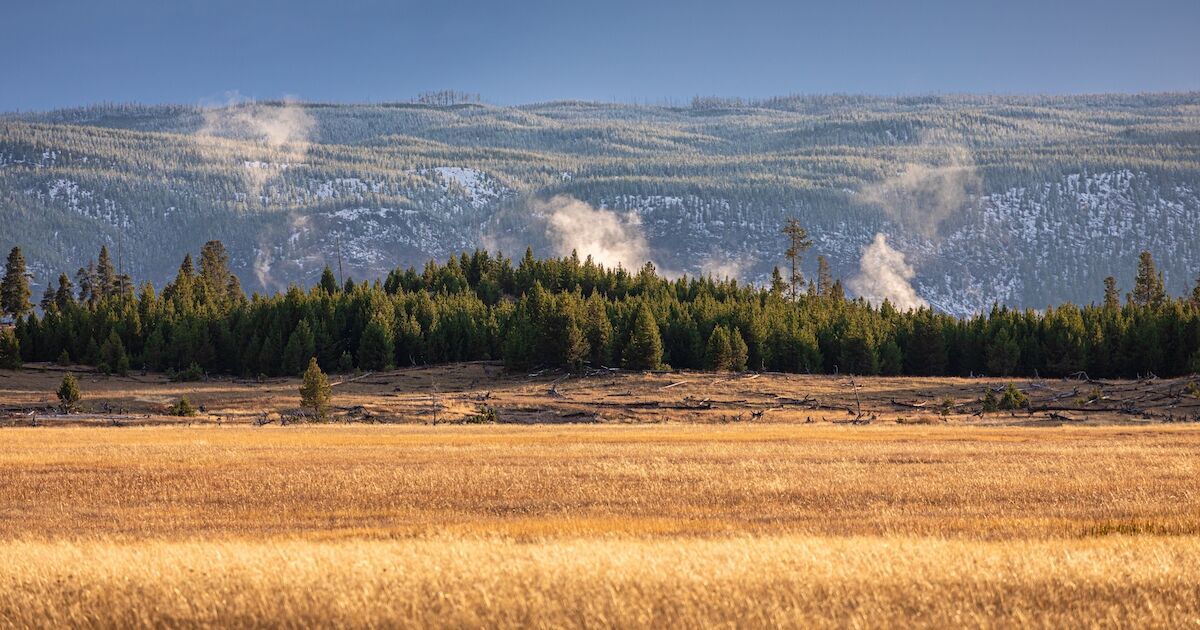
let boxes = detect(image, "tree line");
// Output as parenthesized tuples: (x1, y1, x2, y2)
(1, 240, 1199, 378)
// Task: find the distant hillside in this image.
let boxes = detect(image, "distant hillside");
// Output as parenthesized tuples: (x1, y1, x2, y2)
(2, 93, 1199, 314)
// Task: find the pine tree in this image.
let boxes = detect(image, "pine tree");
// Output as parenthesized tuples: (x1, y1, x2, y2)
(1, 246, 32, 317)
(96, 245, 116, 300)
(54, 273, 75, 311)
(563, 317, 589, 372)
(729, 327, 749, 372)
(299, 357, 332, 420)
(98, 331, 130, 375)
(769, 266, 787, 296)
(319, 266, 339, 294)
(878, 338, 903, 375)
(986, 327, 1020, 376)
(781, 218, 813, 301)
(39, 281, 56, 312)
(1131, 251, 1166, 308)
(198, 240, 234, 304)
(0, 328, 21, 369)
(56, 373, 81, 413)
(1103, 276, 1120, 310)
(705, 326, 733, 371)
(584, 293, 613, 366)
(282, 319, 317, 375)
(1191, 274, 1200, 309)
(358, 316, 394, 370)
(624, 304, 663, 370)
(816, 255, 834, 297)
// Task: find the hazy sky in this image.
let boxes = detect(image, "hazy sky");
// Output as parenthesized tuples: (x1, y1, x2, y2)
(2, 0, 1198, 111)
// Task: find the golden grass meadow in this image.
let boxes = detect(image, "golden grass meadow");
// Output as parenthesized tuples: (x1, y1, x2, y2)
(0, 420, 1198, 627)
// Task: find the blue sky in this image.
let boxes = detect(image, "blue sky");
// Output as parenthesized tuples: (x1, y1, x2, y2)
(2, 0, 1198, 111)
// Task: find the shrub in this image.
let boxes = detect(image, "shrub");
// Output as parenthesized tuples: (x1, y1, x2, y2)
(999, 383, 1029, 410)
(981, 389, 999, 413)
(56, 373, 81, 413)
(463, 405, 499, 424)
(169, 362, 205, 382)
(167, 397, 199, 417)
(56, 349, 71, 366)
(938, 397, 955, 417)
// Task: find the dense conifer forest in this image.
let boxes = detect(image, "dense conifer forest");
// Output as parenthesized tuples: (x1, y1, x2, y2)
(2, 240, 1198, 379)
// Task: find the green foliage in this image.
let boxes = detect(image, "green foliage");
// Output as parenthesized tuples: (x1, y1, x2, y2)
(463, 405, 499, 424)
(1, 247, 32, 318)
(0, 328, 21, 369)
(281, 320, 316, 376)
(5, 242, 1200, 382)
(358, 316, 395, 371)
(938, 397, 955, 417)
(299, 357, 333, 420)
(169, 362, 205, 382)
(56, 373, 81, 413)
(981, 389, 999, 413)
(98, 331, 130, 376)
(167, 397, 198, 417)
(999, 383, 1029, 411)
(624, 304, 664, 370)
(705, 326, 733, 371)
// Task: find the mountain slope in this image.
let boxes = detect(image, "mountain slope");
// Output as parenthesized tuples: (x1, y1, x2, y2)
(2, 94, 1198, 313)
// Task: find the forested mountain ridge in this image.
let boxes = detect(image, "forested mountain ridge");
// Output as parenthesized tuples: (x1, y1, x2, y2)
(2, 93, 1198, 314)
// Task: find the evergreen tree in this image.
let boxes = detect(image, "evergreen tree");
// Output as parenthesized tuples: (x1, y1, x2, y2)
(281, 319, 317, 376)
(1192, 274, 1200, 309)
(98, 331, 130, 375)
(54, 273, 75, 311)
(781, 218, 813, 301)
(198, 240, 235, 304)
(1, 246, 32, 317)
(56, 373, 81, 413)
(319, 266, 339, 294)
(357, 316, 395, 370)
(299, 357, 332, 420)
(563, 317, 589, 372)
(1131, 251, 1166, 308)
(624, 304, 663, 370)
(878, 338, 903, 376)
(0, 328, 21, 369)
(1103, 276, 1120, 310)
(769, 266, 787, 296)
(96, 245, 116, 300)
(584, 293, 613, 366)
(729, 327, 749, 372)
(816, 255, 834, 297)
(986, 327, 1021, 376)
(39, 281, 56, 312)
(705, 326, 733, 371)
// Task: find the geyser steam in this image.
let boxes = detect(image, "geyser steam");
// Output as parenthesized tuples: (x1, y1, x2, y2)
(848, 233, 928, 311)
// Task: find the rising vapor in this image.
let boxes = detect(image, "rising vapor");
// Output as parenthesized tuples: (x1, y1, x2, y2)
(862, 135, 980, 238)
(848, 233, 928, 311)
(536, 195, 654, 271)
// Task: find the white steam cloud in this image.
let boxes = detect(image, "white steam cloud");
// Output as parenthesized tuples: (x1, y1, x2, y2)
(700, 254, 747, 281)
(198, 93, 316, 152)
(848, 233, 927, 311)
(196, 93, 317, 289)
(537, 195, 653, 271)
(862, 138, 980, 238)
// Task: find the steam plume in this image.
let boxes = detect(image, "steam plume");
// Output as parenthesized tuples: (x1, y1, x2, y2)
(537, 195, 653, 271)
(848, 233, 927, 311)
(862, 136, 980, 237)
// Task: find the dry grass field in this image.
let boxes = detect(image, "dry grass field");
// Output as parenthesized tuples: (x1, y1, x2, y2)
(2, 365, 1200, 627)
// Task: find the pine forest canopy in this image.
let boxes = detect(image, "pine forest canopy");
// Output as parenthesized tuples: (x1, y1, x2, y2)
(3, 241, 1200, 380)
